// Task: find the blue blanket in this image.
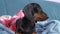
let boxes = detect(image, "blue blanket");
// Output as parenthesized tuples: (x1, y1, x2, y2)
(0, 23, 15, 34)
(0, 20, 60, 34)
(35, 20, 60, 34)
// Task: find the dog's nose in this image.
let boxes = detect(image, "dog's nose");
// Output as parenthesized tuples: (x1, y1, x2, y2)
(47, 17, 49, 19)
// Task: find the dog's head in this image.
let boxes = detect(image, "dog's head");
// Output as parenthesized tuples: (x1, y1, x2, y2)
(23, 3, 48, 22)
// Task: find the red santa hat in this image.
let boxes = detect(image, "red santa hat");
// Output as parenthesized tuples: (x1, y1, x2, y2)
(13, 10, 24, 19)
(0, 15, 12, 25)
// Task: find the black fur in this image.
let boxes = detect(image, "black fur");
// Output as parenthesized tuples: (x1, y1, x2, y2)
(16, 17, 35, 34)
(16, 3, 48, 34)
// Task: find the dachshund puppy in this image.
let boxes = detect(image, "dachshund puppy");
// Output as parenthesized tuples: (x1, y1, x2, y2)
(16, 3, 48, 34)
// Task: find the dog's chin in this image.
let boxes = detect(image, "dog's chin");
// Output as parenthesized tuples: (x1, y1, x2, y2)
(34, 17, 48, 22)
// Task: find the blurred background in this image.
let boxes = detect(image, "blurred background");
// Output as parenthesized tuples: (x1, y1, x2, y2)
(0, 0, 60, 20)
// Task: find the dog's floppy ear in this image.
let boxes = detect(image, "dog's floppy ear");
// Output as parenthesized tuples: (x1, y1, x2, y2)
(23, 4, 34, 22)
(16, 19, 23, 29)
(16, 19, 23, 33)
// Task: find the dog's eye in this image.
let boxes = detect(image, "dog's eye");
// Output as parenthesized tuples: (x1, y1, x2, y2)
(33, 7, 38, 13)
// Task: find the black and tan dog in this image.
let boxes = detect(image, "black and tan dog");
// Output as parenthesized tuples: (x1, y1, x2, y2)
(16, 3, 48, 34)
